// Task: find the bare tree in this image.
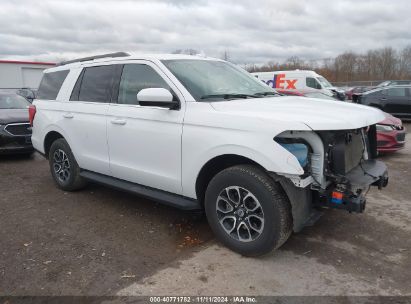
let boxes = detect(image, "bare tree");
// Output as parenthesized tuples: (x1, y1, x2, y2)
(285, 56, 304, 69)
(376, 47, 397, 79)
(397, 46, 411, 79)
(246, 46, 411, 83)
(334, 51, 357, 82)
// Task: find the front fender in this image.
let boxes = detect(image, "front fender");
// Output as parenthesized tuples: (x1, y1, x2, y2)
(182, 141, 304, 198)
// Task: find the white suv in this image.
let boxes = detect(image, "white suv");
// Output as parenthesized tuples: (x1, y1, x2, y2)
(30, 52, 388, 256)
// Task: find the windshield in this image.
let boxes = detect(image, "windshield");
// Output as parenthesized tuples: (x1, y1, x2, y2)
(0, 93, 30, 109)
(162, 59, 279, 101)
(377, 81, 390, 87)
(316, 76, 332, 88)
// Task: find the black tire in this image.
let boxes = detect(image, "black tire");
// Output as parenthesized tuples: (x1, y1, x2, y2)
(205, 165, 292, 257)
(48, 138, 87, 191)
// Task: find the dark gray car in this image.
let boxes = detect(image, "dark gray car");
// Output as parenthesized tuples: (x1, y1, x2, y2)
(0, 92, 33, 155)
(352, 85, 411, 119)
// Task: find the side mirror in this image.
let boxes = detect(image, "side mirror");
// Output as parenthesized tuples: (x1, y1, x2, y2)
(17, 89, 35, 103)
(137, 88, 179, 109)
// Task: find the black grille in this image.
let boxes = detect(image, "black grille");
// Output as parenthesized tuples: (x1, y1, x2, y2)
(5, 123, 32, 136)
(396, 132, 406, 142)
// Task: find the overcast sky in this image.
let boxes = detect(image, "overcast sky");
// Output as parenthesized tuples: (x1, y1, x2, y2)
(0, 0, 410, 64)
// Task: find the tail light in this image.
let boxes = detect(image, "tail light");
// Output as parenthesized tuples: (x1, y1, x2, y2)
(29, 105, 36, 127)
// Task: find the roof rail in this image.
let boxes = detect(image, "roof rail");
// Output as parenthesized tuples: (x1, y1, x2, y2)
(57, 52, 130, 66)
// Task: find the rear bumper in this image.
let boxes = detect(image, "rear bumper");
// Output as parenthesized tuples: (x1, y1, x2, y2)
(318, 160, 388, 213)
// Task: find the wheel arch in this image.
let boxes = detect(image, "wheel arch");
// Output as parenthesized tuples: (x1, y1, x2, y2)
(44, 131, 65, 158)
(195, 154, 267, 206)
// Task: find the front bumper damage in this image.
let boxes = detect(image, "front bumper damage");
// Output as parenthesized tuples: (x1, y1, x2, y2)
(273, 126, 388, 232)
(317, 159, 388, 213)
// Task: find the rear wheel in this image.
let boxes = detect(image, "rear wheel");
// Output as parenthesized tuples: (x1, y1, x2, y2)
(205, 165, 292, 256)
(48, 138, 87, 191)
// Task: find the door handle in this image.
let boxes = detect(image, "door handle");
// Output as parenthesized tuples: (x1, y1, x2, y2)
(380, 98, 387, 101)
(111, 119, 127, 125)
(63, 113, 74, 119)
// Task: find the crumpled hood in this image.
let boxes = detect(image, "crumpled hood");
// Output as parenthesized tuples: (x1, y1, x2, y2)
(210, 96, 386, 130)
(0, 109, 29, 124)
(381, 112, 402, 127)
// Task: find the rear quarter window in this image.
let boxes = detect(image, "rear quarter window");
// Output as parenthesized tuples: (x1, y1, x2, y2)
(385, 88, 407, 97)
(37, 70, 69, 100)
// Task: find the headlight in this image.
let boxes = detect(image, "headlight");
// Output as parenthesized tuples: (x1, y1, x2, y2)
(376, 124, 395, 132)
(278, 143, 309, 167)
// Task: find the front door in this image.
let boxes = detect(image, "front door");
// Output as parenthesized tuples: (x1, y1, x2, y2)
(382, 87, 409, 116)
(107, 61, 185, 194)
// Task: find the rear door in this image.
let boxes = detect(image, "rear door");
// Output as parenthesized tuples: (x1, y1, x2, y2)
(406, 87, 411, 116)
(381, 87, 409, 116)
(107, 61, 185, 194)
(60, 64, 120, 175)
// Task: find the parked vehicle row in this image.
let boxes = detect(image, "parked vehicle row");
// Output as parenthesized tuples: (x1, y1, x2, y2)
(279, 89, 407, 153)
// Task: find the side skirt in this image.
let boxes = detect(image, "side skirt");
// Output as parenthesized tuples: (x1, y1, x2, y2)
(80, 170, 201, 211)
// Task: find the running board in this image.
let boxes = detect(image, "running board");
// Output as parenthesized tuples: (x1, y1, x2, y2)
(80, 170, 201, 211)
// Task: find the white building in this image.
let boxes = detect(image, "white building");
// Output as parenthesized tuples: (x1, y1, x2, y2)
(0, 60, 55, 89)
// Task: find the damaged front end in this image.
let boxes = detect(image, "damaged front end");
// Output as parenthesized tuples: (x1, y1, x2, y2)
(316, 125, 388, 212)
(273, 125, 388, 232)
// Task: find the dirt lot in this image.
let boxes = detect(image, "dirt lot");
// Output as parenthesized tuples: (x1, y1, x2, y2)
(1, 124, 410, 297)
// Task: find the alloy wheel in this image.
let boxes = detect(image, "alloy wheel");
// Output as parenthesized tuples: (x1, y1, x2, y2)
(216, 186, 265, 242)
(53, 149, 71, 183)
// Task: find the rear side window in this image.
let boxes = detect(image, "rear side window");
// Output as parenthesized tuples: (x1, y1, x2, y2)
(37, 70, 69, 100)
(73, 65, 116, 103)
(117, 64, 170, 105)
(385, 88, 407, 97)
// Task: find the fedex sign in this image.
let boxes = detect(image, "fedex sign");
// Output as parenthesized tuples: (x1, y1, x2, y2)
(265, 74, 297, 89)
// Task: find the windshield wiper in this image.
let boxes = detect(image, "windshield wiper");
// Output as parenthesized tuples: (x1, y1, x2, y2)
(200, 93, 260, 100)
(253, 91, 280, 97)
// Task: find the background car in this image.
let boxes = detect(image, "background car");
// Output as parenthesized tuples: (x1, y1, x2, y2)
(345, 86, 374, 100)
(352, 85, 411, 119)
(376, 113, 406, 153)
(0, 91, 33, 155)
(279, 89, 406, 153)
(16, 88, 37, 103)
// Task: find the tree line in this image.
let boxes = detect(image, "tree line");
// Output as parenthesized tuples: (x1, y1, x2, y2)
(244, 46, 411, 84)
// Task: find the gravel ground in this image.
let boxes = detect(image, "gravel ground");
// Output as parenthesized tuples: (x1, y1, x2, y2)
(1, 124, 410, 296)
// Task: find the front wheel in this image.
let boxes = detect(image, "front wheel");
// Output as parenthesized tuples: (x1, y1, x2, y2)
(48, 138, 87, 191)
(205, 165, 292, 256)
